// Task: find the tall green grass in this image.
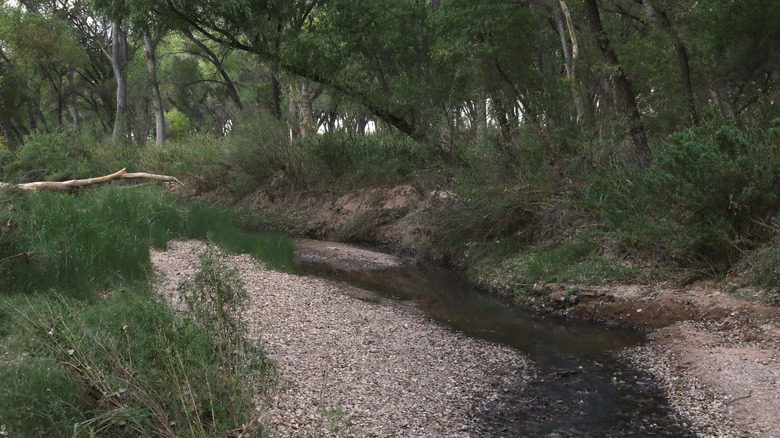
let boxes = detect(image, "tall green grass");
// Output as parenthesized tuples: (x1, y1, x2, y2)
(0, 186, 296, 298)
(2, 287, 272, 437)
(0, 185, 293, 437)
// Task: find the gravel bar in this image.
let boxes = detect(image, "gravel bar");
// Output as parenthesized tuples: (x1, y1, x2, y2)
(151, 240, 529, 437)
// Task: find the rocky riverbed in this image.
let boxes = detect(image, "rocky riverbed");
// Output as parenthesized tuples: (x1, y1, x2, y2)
(152, 238, 780, 437)
(152, 240, 528, 437)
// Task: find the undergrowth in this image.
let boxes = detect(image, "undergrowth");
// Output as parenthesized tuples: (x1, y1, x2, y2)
(0, 185, 291, 437)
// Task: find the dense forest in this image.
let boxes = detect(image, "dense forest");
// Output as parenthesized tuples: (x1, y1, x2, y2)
(2, 0, 780, 274)
(2, 0, 778, 150)
(1, 1, 780, 436)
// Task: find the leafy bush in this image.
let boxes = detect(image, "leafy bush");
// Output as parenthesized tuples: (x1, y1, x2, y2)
(745, 245, 780, 298)
(0, 130, 143, 184)
(587, 121, 780, 269)
(7, 131, 91, 182)
(226, 111, 300, 185)
(165, 109, 192, 141)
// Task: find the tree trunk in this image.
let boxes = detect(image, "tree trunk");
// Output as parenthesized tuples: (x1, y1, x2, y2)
(272, 71, 283, 120)
(143, 30, 166, 146)
(641, 0, 699, 126)
(111, 21, 129, 142)
(67, 70, 80, 126)
(555, 0, 587, 123)
(583, 0, 652, 167)
(0, 168, 180, 191)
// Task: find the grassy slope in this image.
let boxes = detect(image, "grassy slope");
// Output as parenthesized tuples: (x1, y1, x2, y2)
(0, 186, 293, 437)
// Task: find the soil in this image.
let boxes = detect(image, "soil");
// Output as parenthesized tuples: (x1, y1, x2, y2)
(181, 182, 780, 437)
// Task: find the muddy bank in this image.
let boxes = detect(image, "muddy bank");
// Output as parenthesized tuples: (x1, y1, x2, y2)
(232, 184, 780, 437)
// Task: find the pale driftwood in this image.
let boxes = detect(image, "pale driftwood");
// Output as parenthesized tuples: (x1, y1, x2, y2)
(0, 168, 180, 191)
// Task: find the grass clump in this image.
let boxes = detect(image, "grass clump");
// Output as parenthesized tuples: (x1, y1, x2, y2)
(0, 185, 296, 298)
(0, 186, 181, 298)
(514, 240, 638, 284)
(0, 184, 293, 436)
(2, 284, 273, 437)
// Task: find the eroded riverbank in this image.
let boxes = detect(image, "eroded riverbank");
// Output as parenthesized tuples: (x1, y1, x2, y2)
(234, 184, 780, 437)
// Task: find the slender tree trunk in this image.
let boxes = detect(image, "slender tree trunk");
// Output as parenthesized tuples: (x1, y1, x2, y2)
(490, 94, 513, 145)
(555, 0, 587, 123)
(67, 70, 80, 126)
(583, 0, 652, 167)
(143, 30, 165, 146)
(271, 71, 282, 120)
(111, 21, 129, 142)
(475, 94, 488, 143)
(641, 0, 699, 126)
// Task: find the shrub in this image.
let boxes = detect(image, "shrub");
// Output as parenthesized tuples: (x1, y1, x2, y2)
(301, 131, 423, 189)
(586, 121, 780, 269)
(165, 109, 192, 141)
(7, 131, 91, 182)
(2, 290, 273, 437)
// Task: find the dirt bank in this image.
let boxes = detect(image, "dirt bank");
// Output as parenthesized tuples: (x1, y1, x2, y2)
(232, 184, 780, 437)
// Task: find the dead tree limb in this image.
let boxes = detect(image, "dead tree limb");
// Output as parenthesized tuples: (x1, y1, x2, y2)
(0, 168, 181, 192)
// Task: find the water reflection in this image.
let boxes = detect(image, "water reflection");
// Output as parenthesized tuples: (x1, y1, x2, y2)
(299, 260, 693, 436)
(299, 262, 643, 361)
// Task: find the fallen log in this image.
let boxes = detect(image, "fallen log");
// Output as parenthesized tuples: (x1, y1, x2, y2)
(0, 168, 180, 191)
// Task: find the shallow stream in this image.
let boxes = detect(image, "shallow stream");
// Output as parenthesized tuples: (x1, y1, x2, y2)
(299, 260, 694, 437)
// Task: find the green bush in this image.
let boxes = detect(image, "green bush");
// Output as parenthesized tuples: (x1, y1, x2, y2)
(586, 120, 780, 268)
(226, 111, 300, 185)
(165, 109, 192, 141)
(0, 130, 143, 184)
(7, 131, 91, 182)
(302, 131, 423, 188)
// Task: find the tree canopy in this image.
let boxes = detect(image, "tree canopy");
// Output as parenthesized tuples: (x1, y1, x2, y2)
(0, 0, 777, 161)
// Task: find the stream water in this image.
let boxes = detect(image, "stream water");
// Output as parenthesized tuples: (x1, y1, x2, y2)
(299, 260, 694, 437)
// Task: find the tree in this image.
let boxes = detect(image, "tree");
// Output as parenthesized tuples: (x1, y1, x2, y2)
(143, 29, 165, 145)
(110, 20, 129, 141)
(151, 0, 437, 143)
(639, 0, 699, 126)
(582, 0, 652, 167)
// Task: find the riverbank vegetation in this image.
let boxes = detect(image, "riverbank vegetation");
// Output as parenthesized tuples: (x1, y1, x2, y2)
(1, 0, 780, 434)
(0, 187, 293, 436)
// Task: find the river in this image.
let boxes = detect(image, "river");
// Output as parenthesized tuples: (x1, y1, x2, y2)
(299, 259, 694, 437)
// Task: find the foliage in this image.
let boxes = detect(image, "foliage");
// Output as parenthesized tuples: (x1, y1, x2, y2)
(586, 120, 780, 269)
(1, 290, 273, 437)
(0, 131, 142, 183)
(184, 202, 297, 272)
(0, 185, 292, 436)
(0, 186, 295, 298)
(165, 109, 192, 141)
(301, 131, 424, 189)
(509, 240, 638, 285)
